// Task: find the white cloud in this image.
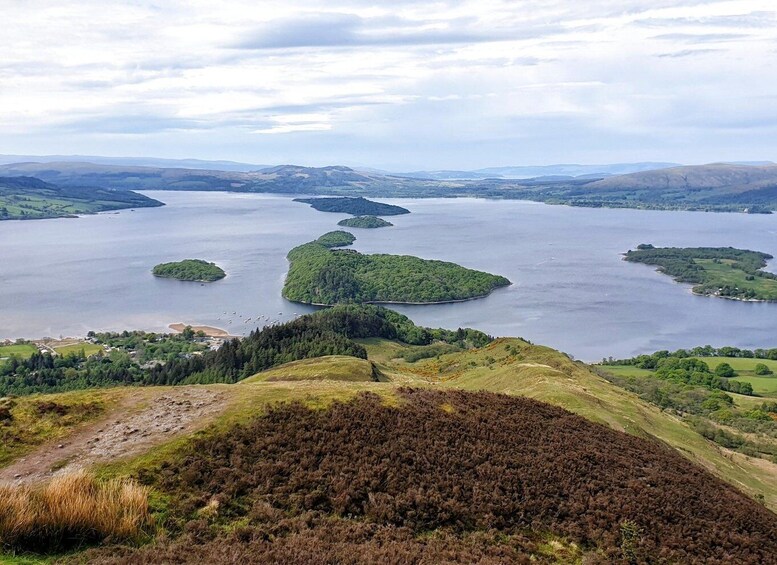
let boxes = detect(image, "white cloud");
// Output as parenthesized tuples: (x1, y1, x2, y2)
(0, 0, 776, 168)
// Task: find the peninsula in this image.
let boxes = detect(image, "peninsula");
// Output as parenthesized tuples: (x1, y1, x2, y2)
(283, 232, 510, 305)
(624, 245, 777, 301)
(0, 176, 162, 220)
(152, 259, 226, 282)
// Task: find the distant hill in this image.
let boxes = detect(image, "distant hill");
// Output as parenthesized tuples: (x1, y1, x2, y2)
(404, 162, 680, 180)
(589, 163, 777, 191)
(0, 176, 162, 220)
(1, 161, 776, 212)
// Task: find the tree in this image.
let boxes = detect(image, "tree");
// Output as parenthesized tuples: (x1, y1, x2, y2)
(754, 363, 773, 376)
(714, 362, 736, 378)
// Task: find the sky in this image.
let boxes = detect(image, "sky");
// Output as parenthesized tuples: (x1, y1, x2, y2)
(2, 0, 777, 170)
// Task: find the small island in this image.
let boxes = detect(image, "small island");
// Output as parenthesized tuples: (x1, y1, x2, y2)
(337, 215, 393, 229)
(283, 232, 511, 305)
(315, 230, 357, 248)
(294, 196, 410, 216)
(624, 244, 777, 301)
(152, 259, 226, 282)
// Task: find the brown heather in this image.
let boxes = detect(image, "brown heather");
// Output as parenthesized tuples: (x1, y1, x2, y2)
(81, 389, 777, 563)
(0, 469, 150, 551)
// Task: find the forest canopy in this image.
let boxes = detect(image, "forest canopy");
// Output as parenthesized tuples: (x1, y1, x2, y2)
(294, 196, 410, 216)
(337, 215, 393, 228)
(283, 236, 510, 305)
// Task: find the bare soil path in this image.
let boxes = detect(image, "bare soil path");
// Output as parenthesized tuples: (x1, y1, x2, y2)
(0, 387, 229, 484)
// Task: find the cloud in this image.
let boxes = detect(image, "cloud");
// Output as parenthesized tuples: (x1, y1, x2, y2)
(656, 48, 722, 58)
(2, 1, 777, 168)
(231, 13, 561, 50)
(651, 32, 751, 43)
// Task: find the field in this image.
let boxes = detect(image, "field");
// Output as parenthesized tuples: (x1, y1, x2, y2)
(692, 357, 777, 396)
(696, 259, 777, 300)
(0, 344, 37, 359)
(52, 343, 104, 357)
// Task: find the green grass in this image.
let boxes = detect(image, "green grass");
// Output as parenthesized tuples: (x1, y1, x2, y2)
(0, 344, 37, 359)
(0, 553, 52, 564)
(690, 357, 777, 396)
(695, 259, 777, 300)
(0, 389, 123, 468)
(53, 343, 104, 357)
(241, 355, 379, 383)
(696, 356, 777, 373)
(729, 375, 777, 397)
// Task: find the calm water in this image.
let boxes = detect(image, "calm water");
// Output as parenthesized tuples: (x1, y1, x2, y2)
(1, 191, 776, 361)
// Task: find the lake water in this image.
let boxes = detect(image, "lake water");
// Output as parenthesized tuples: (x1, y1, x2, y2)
(1, 191, 776, 361)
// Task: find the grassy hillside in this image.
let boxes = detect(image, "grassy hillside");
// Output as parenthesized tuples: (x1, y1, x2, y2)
(2, 306, 777, 561)
(242, 355, 380, 383)
(0, 176, 162, 220)
(69, 388, 777, 563)
(359, 338, 777, 509)
(2, 336, 777, 562)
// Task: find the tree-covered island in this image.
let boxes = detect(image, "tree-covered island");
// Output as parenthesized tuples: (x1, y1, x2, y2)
(624, 245, 777, 301)
(152, 259, 226, 282)
(337, 215, 393, 228)
(294, 196, 409, 216)
(283, 231, 510, 305)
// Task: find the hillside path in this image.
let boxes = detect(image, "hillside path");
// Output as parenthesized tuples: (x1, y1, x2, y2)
(0, 387, 229, 484)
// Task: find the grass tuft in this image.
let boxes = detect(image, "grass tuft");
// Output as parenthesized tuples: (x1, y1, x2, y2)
(0, 469, 151, 552)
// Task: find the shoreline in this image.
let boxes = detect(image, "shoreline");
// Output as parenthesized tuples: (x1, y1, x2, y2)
(689, 289, 777, 303)
(283, 284, 511, 307)
(168, 323, 235, 338)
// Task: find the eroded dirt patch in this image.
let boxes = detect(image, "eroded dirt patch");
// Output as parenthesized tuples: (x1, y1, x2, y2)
(0, 387, 228, 484)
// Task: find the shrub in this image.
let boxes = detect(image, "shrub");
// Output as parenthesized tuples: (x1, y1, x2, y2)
(754, 363, 773, 375)
(714, 362, 736, 378)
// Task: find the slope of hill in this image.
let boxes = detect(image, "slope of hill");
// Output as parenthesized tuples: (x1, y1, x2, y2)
(589, 163, 777, 191)
(63, 387, 775, 564)
(2, 309, 777, 562)
(0, 176, 163, 220)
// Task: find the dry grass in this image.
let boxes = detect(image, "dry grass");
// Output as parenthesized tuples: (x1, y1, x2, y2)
(0, 469, 150, 551)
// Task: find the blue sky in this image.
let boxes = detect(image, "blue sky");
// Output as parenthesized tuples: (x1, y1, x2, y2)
(2, 0, 776, 170)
